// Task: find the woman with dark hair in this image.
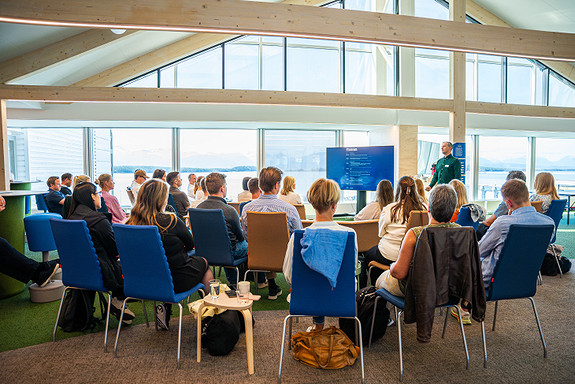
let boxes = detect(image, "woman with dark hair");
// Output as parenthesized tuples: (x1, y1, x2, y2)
(354, 179, 394, 221)
(359, 176, 426, 287)
(126, 179, 214, 330)
(152, 169, 167, 182)
(67, 182, 134, 324)
(238, 176, 252, 203)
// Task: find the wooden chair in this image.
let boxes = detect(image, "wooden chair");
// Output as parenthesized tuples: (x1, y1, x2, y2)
(229, 202, 241, 215)
(126, 187, 135, 205)
(245, 212, 290, 287)
(530, 200, 543, 213)
(301, 219, 313, 228)
(337, 220, 379, 253)
(292, 204, 306, 220)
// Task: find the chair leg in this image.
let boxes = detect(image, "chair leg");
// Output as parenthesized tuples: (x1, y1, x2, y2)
(288, 317, 293, 350)
(235, 267, 240, 288)
(397, 309, 404, 383)
(537, 271, 543, 286)
(153, 300, 159, 331)
(217, 266, 222, 277)
(177, 303, 183, 369)
(368, 266, 373, 286)
(355, 317, 365, 384)
(492, 301, 499, 331)
(53, 287, 69, 342)
(480, 320, 487, 368)
(528, 297, 547, 358)
(113, 298, 129, 357)
(453, 306, 470, 370)
(142, 300, 149, 327)
(551, 245, 563, 278)
(442, 306, 449, 339)
(103, 293, 112, 353)
(278, 315, 292, 383)
(368, 296, 380, 348)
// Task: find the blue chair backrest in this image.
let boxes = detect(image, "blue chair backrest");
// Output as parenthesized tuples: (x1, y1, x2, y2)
(167, 193, 178, 213)
(112, 224, 178, 302)
(488, 224, 555, 301)
(290, 230, 357, 318)
(49, 218, 107, 292)
(188, 208, 234, 266)
(24, 213, 61, 252)
(545, 199, 567, 244)
(455, 206, 478, 230)
(35, 193, 48, 212)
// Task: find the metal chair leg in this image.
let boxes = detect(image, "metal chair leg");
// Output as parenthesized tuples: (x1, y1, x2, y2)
(278, 315, 292, 383)
(453, 306, 470, 370)
(492, 301, 499, 331)
(442, 306, 449, 338)
(288, 317, 293, 350)
(537, 271, 543, 285)
(397, 309, 404, 382)
(113, 298, 129, 357)
(551, 245, 563, 278)
(368, 296, 380, 348)
(177, 303, 183, 369)
(528, 297, 547, 358)
(103, 293, 112, 352)
(235, 267, 240, 288)
(53, 287, 69, 342)
(480, 321, 487, 368)
(355, 317, 365, 383)
(153, 300, 158, 331)
(142, 300, 149, 327)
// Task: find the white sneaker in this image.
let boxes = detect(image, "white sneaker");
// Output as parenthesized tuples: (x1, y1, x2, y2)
(111, 297, 135, 324)
(155, 304, 169, 330)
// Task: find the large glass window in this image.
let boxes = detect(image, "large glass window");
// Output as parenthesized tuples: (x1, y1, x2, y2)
(535, 138, 575, 188)
(415, 49, 450, 99)
(180, 129, 257, 200)
(414, 0, 449, 19)
(549, 72, 575, 107)
(477, 54, 503, 103)
(122, 72, 158, 88)
(287, 37, 341, 93)
(265, 130, 336, 200)
(346, 43, 394, 95)
(110, 129, 172, 206)
(225, 37, 260, 90)
(478, 136, 527, 200)
(507, 58, 545, 105)
(176, 47, 223, 89)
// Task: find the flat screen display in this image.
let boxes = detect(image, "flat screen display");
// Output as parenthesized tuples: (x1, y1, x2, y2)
(326, 146, 394, 191)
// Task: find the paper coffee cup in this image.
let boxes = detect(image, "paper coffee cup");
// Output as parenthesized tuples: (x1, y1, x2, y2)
(238, 281, 251, 295)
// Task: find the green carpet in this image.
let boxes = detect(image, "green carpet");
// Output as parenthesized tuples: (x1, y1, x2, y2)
(1, 211, 573, 353)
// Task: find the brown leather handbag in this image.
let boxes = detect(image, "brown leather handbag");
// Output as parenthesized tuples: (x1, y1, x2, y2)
(290, 326, 360, 369)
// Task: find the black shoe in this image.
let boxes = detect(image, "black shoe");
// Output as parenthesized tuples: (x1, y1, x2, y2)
(268, 286, 283, 300)
(34, 263, 59, 288)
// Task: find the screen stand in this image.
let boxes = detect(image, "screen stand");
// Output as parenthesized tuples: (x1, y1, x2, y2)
(356, 191, 367, 213)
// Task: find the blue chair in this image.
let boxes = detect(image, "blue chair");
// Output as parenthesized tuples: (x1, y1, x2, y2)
(188, 208, 248, 285)
(167, 193, 178, 213)
(35, 193, 48, 212)
(278, 230, 364, 383)
(49, 218, 112, 352)
(456, 206, 479, 230)
(544, 199, 567, 277)
(480, 224, 555, 364)
(24, 213, 61, 262)
(112, 223, 204, 369)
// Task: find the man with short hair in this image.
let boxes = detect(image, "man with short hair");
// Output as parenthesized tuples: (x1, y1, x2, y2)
(479, 179, 555, 289)
(60, 173, 73, 195)
(166, 171, 190, 219)
(426, 141, 461, 191)
(45, 176, 65, 215)
(197, 173, 247, 287)
(187, 173, 197, 199)
(241, 167, 302, 300)
(239, 177, 261, 216)
(130, 169, 148, 200)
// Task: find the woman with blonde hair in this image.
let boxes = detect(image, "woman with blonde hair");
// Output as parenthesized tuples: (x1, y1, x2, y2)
(283, 178, 357, 331)
(530, 172, 559, 214)
(449, 179, 468, 222)
(355, 179, 394, 221)
(415, 178, 428, 205)
(360, 176, 426, 287)
(126, 179, 213, 330)
(278, 176, 303, 205)
(96, 173, 127, 224)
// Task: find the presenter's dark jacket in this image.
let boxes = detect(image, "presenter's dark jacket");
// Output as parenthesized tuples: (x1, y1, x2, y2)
(428, 154, 461, 188)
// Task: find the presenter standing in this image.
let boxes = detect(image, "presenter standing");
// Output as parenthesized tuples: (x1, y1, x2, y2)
(426, 141, 461, 191)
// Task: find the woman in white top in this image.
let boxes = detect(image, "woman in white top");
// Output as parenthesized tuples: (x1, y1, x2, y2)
(278, 176, 303, 205)
(194, 176, 206, 201)
(359, 176, 426, 288)
(354, 179, 394, 221)
(237, 176, 252, 203)
(529, 172, 559, 214)
(283, 178, 357, 332)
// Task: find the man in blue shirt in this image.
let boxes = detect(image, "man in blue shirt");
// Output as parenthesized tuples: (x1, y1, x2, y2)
(45, 176, 65, 215)
(241, 167, 303, 300)
(479, 179, 555, 289)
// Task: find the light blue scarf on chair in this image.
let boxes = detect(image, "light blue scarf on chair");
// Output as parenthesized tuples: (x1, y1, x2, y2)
(300, 228, 348, 288)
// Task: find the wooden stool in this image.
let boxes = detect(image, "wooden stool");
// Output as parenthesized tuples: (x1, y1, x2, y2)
(196, 292, 256, 374)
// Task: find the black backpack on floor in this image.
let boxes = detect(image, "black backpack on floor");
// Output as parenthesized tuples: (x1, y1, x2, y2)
(58, 290, 106, 332)
(339, 286, 390, 345)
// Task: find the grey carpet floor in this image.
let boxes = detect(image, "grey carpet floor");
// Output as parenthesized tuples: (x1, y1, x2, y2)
(1, 273, 575, 384)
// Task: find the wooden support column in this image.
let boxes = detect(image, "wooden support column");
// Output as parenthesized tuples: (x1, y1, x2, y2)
(398, 125, 418, 177)
(0, 100, 9, 191)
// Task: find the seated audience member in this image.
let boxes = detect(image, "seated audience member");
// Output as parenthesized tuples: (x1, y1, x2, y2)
(238, 176, 252, 203)
(187, 173, 197, 199)
(415, 178, 428, 205)
(449, 179, 468, 222)
(60, 173, 73, 195)
(283, 178, 357, 331)
(67, 182, 134, 324)
(480, 179, 555, 290)
(63, 175, 109, 218)
(45, 176, 66, 215)
(239, 177, 260, 216)
(278, 176, 303, 205)
(152, 169, 167, 182)
(130, 169, 148, 200)
(476, 170, 526, 241)
(360, 176, 426, 287)
(96, 173, 127, 224)
(166, 171, 190, 219)
(241, 167, 303, 300)
(195, 176, 206, 200)
(127, 179, 213, 330)
(197, 173, 247, 287)
(190, 177, 208, 208)
(530, 172, 559, 214)
(355, 179, 393, 221)
(0, 196, 59, 287)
